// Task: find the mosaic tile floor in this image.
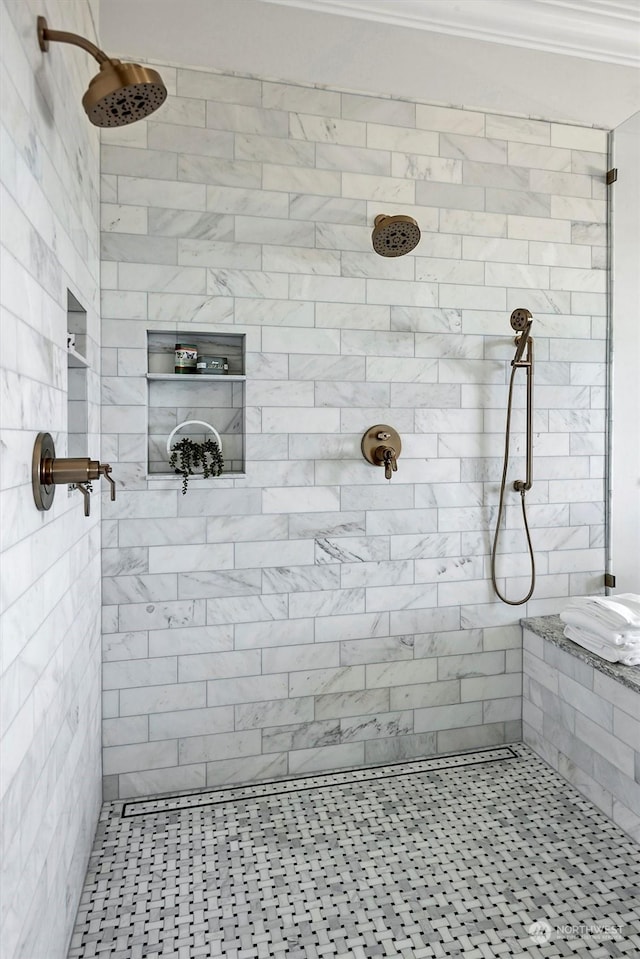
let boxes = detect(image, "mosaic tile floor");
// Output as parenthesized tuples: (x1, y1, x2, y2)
(68, 743, 640, 958)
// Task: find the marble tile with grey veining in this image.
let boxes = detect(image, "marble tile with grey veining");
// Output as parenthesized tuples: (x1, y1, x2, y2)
(289, 112, 365, 146)
(262, 719, 340, 753)
(289, 193, 367, 224)
(178, 569, 262, 599)
(340, 709, 414, 743)
(260, 562, 340, 593)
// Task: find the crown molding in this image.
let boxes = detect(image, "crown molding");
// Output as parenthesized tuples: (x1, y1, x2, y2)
(260, 0, 640, 66)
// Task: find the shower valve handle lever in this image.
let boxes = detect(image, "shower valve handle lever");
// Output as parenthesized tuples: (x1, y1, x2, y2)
(380, 447, 398, 480)
(76, 482, 92, 517)
(99, 463, 116, 501)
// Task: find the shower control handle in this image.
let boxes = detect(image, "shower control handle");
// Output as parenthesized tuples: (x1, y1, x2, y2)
(361, 425, 402, 480)
(381, 447, 398, 480)
(32, 433, 116, 515)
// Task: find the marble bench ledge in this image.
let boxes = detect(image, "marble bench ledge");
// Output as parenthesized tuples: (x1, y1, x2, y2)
(521, 614, 640, 695)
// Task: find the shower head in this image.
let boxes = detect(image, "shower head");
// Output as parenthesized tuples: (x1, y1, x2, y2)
(372, 215, 421, 257)
(37, 16, 167, 127)
(511, 308, 533, 365)
(82, 61, 167, 127)
(510, 308, 533, 332)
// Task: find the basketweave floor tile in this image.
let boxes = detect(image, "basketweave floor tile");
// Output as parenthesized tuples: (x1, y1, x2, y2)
(68, 744, 640, 958)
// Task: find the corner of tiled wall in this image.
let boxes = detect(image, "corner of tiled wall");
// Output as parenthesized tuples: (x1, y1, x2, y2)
(99, 60, 609, 800)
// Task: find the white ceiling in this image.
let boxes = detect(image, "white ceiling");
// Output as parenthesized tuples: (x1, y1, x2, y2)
(100, 0, 640, 128)
(261, 0, 640, 67)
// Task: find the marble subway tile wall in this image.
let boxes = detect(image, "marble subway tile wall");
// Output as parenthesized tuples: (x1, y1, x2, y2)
(1, 2, 102, 958)
(100, 63, 608, 799)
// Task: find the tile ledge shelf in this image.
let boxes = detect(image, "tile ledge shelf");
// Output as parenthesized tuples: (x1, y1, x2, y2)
(147, 472, 246, 482)
(147, 373, 246, 382)
(68, 347, 89, 368)
(521, 614, 640, 694)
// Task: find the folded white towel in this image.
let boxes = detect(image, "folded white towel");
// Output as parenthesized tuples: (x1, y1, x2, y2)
(563, 625, 640, 666)
(562, 593, 640, 632)
(559, 608, 640, 646)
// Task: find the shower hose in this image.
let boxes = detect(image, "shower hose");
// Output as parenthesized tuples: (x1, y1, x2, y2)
(490, 362, 536, 606)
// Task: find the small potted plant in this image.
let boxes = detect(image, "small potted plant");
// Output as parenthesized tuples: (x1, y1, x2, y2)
(169, 435, 224, 494)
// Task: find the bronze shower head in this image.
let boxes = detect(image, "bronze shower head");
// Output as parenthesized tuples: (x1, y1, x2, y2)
(37, 16, 167, 127)
(372, 215, 421, 257)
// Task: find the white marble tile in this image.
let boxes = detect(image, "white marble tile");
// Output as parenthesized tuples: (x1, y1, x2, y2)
(390, 306, 461, 333)
(237, 133, 315, 166)
(101, 203, 148, 235)
(317, 142, 391, 174)
(392, 153, 462, 183)
(148, 625, 233, 657)
(177, 239, 261, 269)
(234, 617, 314, 649)
(149, 705, 234, 741)
(367, 123, 438, 155)
(262, 408, 340, 434)
(366, 583, 438, 613)
(551, 196, 606, 223)
(342, 94, 415, 127)
(550, 267, 606, 292)
(440, 210, 506, 237)
(486, 115, 550, 145)
(102, 145, 177, 179)
(235, 539, 314, 569)
(290, 112, 365, 146)
(315, 536, 389, 565)
(207, 268, 288, 299)
(263, 245, 341, 275)
(263, 83, 340, 116)
(289, 194, 367, 224)
(366, 278, 437, 307)
(178, 70, 261, 105)
(157, 96, 206, 127)
(289, 587, 365, 619)
(178, 729, 261, 764)
(550, 124, 608, 152)
(263, 164, 341, 196)
(507, 215, 571, 242)
(486, 188, 550, 217)
(118, 600, 205, 632)
(235, 697, 314, 730)
(340, 709, 413, 742)
(103, 740, 177, 775)
(148, 122, 234, 157)
(180, 154, 261, 188)
(206, 102, 288, 136)
(207, 674, 288, 706)
(205, 594, 289, 625)
(148, 544, 234, 574)
(342, 172, 415, 203)
(416, 104, 484, 136)
(417, 181, 485, 211)
(118, 176, 206, 210)
(314, 612, 389, 644)
(414, 701, 483, 733)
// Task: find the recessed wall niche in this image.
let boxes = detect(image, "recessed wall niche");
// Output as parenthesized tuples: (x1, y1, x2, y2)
(146, 330, 246, 477)
(67, 290, 89, 456)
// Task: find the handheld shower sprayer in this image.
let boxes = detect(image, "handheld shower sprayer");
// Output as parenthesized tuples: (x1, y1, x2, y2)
(491, 309, 536, 606)
(511, 308, 533, 366)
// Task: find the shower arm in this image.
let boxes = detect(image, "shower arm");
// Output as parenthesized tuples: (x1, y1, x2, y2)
(512, 331, 534, 492)
(37, 17, 110, 65)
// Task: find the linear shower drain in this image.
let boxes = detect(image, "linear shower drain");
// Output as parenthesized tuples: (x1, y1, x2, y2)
(122, 743, 519, 817)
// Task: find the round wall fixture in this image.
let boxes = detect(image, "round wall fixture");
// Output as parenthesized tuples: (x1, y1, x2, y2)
(371, 215, 421, 257)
